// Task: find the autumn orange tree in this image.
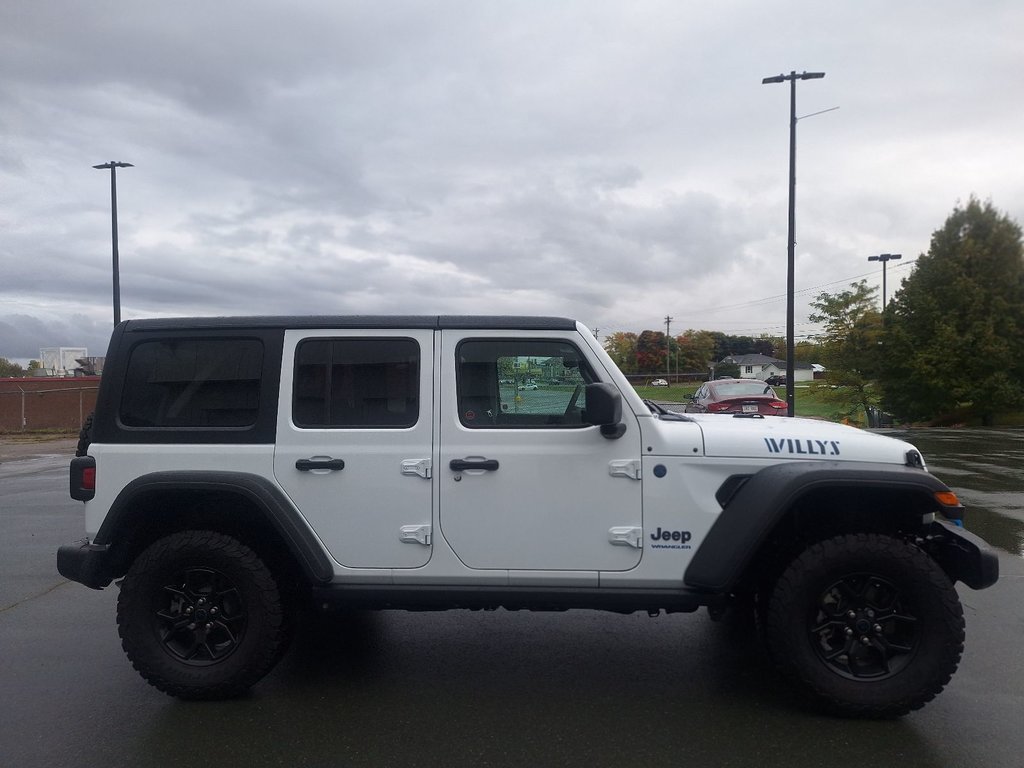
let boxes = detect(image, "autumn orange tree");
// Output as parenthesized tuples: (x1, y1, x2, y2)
(635, 330, 667, 373)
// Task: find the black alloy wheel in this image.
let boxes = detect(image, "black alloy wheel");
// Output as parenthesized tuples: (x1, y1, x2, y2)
(117, 530, 286, 700)
(809, 573, 920, 680)
(155, 565, 248, 665)
(765, 533, 964, 718)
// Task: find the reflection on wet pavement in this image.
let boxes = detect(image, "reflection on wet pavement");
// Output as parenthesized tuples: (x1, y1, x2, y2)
(886, 428, 1024, 557)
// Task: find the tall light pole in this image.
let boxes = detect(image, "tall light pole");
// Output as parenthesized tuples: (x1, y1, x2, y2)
(93, 161, 134, 326)
(762, 70, 825, 417)
(868, 253, 902, 308)
(664, 315, 673, 378)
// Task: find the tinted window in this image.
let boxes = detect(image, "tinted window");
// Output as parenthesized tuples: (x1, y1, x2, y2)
(293, 338, 419, 428)
(120, 339, 263, 428)
(457, 339, 594, 428)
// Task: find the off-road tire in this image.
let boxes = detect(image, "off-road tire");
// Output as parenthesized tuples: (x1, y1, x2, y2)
(765, 533, 964, 718)
(117, 530, 286, 700)
(75, 412, 93, 457)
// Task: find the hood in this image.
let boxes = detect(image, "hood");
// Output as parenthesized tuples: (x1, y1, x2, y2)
(684, 414, 921, 466)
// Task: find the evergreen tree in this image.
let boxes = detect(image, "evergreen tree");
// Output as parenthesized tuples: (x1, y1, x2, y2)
(880, 198, 1024, 424)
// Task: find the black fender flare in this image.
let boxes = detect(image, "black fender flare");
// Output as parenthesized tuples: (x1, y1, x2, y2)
(684, 461, 974, 593)
(94, 471, 333, 584)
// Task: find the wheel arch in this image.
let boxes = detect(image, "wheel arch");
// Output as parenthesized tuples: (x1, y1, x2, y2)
(94, 471, 333, 586)
(684, 461, 968, 594)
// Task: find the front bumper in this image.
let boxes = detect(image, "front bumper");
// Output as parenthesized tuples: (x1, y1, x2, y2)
(928, 520, 1000, 590)
(57, 539, 113, 589)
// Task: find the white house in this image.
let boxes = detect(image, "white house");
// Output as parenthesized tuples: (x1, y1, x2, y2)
(720, 354, 815, 383)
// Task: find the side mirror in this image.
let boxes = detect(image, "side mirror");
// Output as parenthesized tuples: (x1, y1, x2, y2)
(583, 383, 626, 439)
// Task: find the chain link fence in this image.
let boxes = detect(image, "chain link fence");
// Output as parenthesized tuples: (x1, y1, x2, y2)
(0, 385, 99, 432)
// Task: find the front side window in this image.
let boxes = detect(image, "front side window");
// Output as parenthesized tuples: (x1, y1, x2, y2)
(457, 339, 595, 428)
(120, 338, 263, 428)
(293, 338, 419, 428)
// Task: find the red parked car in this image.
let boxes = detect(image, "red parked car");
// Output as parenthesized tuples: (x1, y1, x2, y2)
(684, 378, 787, 415)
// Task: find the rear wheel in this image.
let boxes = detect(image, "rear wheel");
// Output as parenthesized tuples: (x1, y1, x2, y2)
(765, 533, 964, 718)
(117, 530, 286, 699)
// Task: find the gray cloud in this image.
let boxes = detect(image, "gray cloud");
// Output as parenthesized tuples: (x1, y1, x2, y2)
(0, 313, 112, 361)
(2, 0, 1023, 360)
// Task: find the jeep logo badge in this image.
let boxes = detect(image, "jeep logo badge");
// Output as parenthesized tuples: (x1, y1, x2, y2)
(650, 527, 693, 549)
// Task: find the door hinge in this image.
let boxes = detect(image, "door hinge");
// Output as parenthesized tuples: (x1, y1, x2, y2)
(399, 524, 432, 546)
(609, 526, 643, 548)
(608, 460, 641, 480)
(401, 458, 432, 479)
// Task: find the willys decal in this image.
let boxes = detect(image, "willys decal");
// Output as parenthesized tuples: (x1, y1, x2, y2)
(764, 438, 840, 456)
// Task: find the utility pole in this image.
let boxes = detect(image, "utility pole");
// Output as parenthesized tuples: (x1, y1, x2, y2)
(868, 253, 902, 308)
(93, 161, 134, 326)
(762, 70, 825, 417)
(664, 315, 673, 377)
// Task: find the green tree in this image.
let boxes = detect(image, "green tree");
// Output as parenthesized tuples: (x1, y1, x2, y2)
(793, 340, 821, 365)
(0, 357, 26, 377)
(675, 330, 716, 374)
(880, 199, 1024, 425)
(706, 333, 779, 361)
(603, 332, 638, 373)
(808, 280, 883, 421)
(752, 335, 780, 357)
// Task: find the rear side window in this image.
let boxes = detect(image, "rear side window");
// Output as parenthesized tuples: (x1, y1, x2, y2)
(293, 338, 419, 428)
(120, 339, 263, 428)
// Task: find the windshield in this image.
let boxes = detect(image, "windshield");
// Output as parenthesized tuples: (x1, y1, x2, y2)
(713, 381, 773, 397)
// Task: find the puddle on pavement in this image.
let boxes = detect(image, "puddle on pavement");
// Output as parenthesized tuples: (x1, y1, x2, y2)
(887, 428, 1024, 557)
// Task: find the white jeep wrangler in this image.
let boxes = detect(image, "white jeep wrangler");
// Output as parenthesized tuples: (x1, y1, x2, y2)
(59, 315, 998, 717)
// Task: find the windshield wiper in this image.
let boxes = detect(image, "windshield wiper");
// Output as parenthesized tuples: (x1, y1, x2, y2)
(643, 399, 689, 421)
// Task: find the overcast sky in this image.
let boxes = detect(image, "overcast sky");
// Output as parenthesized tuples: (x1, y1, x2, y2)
(2, 0, 1022, 363)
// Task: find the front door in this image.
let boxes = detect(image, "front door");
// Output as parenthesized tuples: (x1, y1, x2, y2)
(438, 330, 643, 572)
(274, 329, 434, 569)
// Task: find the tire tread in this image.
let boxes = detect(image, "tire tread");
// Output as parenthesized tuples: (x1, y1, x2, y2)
(117, 530, 285, 700)
(765, 533, 964, 718)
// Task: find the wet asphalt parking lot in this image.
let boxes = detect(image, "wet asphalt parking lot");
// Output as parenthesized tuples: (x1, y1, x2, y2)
(1, 429, 1022, 768)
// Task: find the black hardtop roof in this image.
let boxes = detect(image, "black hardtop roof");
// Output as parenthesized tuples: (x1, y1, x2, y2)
(120, 315, 578, 332)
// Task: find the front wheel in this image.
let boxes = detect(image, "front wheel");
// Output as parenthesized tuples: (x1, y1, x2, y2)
(764, 533, 965, 718)
(117, 530, 286, 699)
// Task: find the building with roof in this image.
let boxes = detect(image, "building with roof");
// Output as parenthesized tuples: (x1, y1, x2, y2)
(720, 354, 815, 383)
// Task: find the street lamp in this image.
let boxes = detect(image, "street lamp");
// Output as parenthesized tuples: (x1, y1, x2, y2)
(664, 315, 673, 378)
(762, 70, 825, 417)
(868, 253, 902, 308)
(93, 161, 134, 326)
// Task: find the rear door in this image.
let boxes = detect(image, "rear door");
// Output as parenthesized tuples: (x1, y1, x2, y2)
(274, 329, 434, 569)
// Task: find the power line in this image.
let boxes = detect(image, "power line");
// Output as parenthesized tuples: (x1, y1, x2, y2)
(674, 258, 918, 318)
(598, 259, 919, 337)
(598, 259, 921, 339)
